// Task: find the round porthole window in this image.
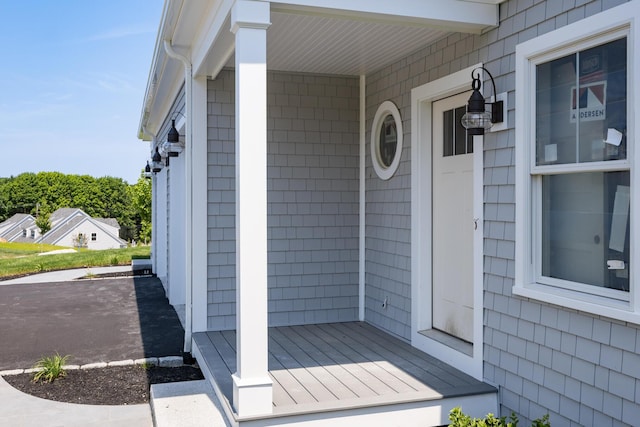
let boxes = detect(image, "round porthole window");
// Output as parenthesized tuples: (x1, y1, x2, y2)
(371, 100, 403, 180)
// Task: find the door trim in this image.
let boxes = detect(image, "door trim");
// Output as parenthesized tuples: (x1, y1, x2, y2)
(410, 64, 484, 380)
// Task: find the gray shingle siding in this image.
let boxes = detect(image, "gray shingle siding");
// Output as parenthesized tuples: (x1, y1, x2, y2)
(364, 27, 484, 342)
(206, 70, 359, 330)
(482, 0, 637, 425)
(174, 0, 639, 423)
(361, 0, 637, 424)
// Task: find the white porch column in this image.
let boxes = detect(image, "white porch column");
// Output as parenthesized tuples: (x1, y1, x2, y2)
(191, 75, 209, 333)
(230, 0, 272, 417)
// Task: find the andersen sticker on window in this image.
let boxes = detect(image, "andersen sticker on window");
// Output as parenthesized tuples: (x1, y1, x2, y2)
(570, 80, 606, 122)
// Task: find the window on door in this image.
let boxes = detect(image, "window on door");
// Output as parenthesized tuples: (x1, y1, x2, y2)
(443, 106, 473, 157)
(515, 3, 637, 320)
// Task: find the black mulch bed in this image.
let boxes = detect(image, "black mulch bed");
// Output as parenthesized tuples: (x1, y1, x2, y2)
(4, 365, 204, 405)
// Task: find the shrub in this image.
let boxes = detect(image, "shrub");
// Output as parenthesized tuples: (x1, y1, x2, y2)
(32, 353, 70, 383)
(449, 407, 550, 427)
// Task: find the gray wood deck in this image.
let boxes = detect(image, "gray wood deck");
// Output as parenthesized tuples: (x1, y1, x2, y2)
(193, 322, 496, 421)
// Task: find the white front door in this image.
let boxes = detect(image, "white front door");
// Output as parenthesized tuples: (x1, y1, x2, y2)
(411, 64, 484, 379)
(431, 92, 474, 343)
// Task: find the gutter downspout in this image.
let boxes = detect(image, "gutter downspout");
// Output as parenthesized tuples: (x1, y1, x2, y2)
(163, 39, 194, 361)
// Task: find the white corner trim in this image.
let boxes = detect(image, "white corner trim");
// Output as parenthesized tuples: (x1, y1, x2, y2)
(370, 100, 403, 180)
(359, 75, 366, 321)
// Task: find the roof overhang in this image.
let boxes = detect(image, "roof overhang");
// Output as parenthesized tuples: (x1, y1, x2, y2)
(139, 0, 505, 141)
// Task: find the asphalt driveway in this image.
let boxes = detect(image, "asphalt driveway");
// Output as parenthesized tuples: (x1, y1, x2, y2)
(0, 276, 184, 371)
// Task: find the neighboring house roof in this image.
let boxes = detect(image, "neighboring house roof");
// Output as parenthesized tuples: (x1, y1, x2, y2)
(95, 218, 120, 229)
(0, 213, 33, 233)
(0, 213, 36, 242)
(37, 208, 127, 248)
(38, 215, 86, 245)
(0, 209, 125, 248)
(48, 208, 84, 228)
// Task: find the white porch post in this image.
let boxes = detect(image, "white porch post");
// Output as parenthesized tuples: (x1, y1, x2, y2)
(231, 0, 272, 417)
(191, 75, 208, 333)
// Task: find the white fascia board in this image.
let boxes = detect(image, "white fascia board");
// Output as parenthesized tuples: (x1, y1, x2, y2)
(149, 65, 186, 141)
(269, 0, 499, 32)
(140, 0, 194, 140)
(139, 0, 175, 141)
(191, 0, 235, 78)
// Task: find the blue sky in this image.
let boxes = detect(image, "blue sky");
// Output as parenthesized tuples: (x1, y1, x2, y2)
(0, 1, 163, 184)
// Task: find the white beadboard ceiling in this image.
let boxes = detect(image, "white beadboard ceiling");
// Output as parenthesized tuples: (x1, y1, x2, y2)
(142, 1, 501, 138)
(263, 11, 449, 75)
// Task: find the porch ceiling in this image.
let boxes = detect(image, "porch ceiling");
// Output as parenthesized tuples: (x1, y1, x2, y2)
(202, 11, 449, 76)
(140, 0, 503, 140)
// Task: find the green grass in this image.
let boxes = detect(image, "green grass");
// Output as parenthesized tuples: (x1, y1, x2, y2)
(0, 242, 66, 258)
(0, 243, 151, 278)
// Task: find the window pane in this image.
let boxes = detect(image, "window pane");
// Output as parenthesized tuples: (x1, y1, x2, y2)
(536, 54, 576, 164)
(536, 37, 627, 166)
(378, 114, 397, 167)
(443, 109, 453, 157)
(454, 106, 466, 155)
(541, 171, 630, 291)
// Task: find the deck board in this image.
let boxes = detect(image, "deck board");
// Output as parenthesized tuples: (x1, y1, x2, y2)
(269, 332, 338, 404)
(302, 323, 417, 394)
(192, 321, 496, 423)
(333, 322, 465, 389)
(292, 324, 395, 396)
(283, 325, 380, 398)
(271, 327, 358, 401)
(355, 322, 476, 384)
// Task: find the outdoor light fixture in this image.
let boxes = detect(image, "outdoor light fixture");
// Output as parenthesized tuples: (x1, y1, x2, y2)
(162, 119, 183, 157)
(144, 161, 152, 179)
(461, 67, 504, 135)
(151, 147, 163, 173)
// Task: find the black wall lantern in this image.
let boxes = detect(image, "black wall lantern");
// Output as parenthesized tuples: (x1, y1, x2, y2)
(164, 119, 182, 157)
(161, 112, 184, 158)
(144, 161, 152, 179)
(461, 67, 504, 135)
(151, 147, 163, 173)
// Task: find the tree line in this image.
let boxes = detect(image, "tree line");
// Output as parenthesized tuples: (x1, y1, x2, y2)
(0, 172, 151, 243)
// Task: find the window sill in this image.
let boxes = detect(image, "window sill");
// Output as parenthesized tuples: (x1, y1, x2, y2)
(513, 282, 640, 325)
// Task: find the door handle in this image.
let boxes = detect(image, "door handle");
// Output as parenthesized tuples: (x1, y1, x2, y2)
(474, 218, 479, 230)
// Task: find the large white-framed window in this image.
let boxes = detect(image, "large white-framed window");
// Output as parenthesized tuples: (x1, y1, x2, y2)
(515, 2, 639, 322)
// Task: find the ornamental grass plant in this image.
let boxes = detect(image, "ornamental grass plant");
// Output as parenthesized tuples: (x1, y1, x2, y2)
(32, 353, 70, 383)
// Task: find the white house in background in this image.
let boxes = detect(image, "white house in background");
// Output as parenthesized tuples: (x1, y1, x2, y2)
(37, 208, 126, 250)
(140, 1, 639, 425)
(0, 213, 38, 242)
(0, 209, 125, 249)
